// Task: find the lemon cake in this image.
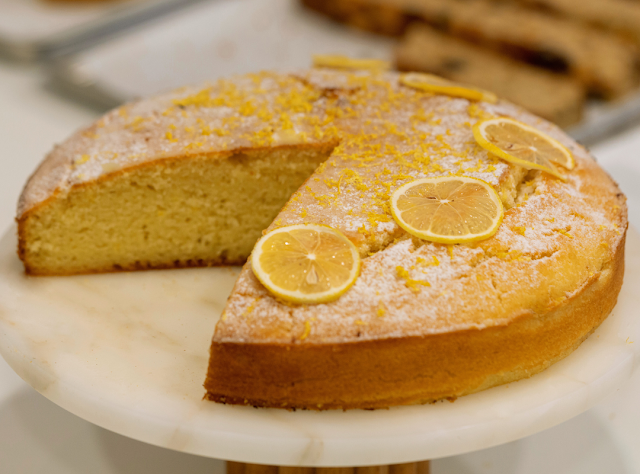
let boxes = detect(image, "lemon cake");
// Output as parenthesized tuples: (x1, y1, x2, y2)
(17, 68, 627, 409)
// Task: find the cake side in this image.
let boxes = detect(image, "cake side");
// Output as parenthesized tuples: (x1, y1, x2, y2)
(303, 0, 639, 98)
(205, 233, 624, 409)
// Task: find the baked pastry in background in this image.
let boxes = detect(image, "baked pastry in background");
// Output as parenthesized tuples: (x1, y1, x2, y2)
(302, 0, 640, 130)
(395, 24, 585, 127)
(303, 0, 639, 98)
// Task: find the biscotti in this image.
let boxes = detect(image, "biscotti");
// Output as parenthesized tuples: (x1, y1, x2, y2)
(395, 24, 585, 127)
(303, 0, 640, 98)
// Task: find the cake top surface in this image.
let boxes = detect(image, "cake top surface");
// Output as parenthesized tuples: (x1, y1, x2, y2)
(19, 69, 627, 344)
(20, 69, 515, 218)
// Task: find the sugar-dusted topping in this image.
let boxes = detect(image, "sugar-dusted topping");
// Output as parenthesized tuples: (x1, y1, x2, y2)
(21, 69, 512, 217)
(218, 158, 626, 344)
(206, 71, 626, 344)
(267, 70, 519, 254)
(20, 69, 513, 230)
(20, 71, 333, 216)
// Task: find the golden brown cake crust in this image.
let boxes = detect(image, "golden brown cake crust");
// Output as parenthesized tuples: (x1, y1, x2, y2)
(205, 232, 623, 409)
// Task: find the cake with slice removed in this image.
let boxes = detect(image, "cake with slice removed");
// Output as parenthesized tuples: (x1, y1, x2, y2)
(17, 69, 627, 409)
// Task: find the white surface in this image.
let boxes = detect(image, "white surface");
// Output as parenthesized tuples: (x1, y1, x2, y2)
(61, 0, 393, 100)
(0, 222, 638, 466)
(1, 63, 640, 473)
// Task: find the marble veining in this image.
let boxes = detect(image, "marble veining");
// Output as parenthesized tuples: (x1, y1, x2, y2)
(0, 226, 638, 466)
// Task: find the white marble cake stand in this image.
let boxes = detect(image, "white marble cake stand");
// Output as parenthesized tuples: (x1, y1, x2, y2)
(0, 226, 638, 467)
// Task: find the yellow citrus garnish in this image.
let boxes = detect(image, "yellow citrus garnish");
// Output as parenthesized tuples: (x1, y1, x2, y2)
(400, 72, 497, 103)
(473, 117, 574, 181)
(251, 224, 360, 304)
(312, 54, 391, 71)
(390, 177, 504, 244)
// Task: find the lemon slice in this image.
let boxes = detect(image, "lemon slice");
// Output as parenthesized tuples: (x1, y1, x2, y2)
(400, 72, 498, 103)
(251, 224, 361, 304)
(312, 54, 391, 71)
(473, 117, 574, 181)
(390, 177, 504, 244)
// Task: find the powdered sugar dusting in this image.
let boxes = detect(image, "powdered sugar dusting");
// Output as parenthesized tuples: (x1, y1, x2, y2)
(211, 70, 627, 344)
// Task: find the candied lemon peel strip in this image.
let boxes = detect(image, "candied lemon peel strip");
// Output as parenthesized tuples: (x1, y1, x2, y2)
(390, 176, 504, 244)
(473, 117, 574, 181)
(251, 224, 361, 304)
(400, 72, 498, 103)
(313, 54, 391, 71)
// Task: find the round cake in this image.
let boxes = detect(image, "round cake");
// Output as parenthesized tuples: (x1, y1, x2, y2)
(16, 68, 627, 410)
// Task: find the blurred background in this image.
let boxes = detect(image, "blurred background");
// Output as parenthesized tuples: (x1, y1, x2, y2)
(1, 0, 640, 472)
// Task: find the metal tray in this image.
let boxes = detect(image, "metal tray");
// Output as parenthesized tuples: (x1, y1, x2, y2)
(45, 0, 640, 146)
(0, 0, 209, 62)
